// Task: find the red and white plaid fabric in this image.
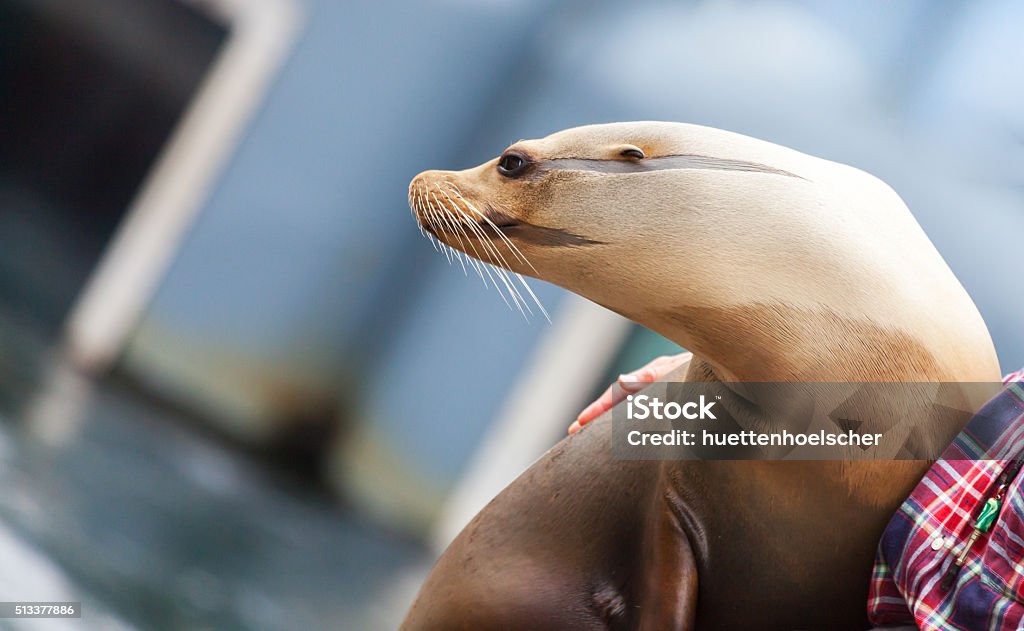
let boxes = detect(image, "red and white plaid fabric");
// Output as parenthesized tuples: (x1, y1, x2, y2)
(867, 370, 1024, 630)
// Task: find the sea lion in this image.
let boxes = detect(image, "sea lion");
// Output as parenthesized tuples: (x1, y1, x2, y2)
(401, 122, 1001, 629)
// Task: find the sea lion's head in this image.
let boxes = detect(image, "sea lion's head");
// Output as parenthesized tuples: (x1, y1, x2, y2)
(409, 122, 869, 320)
(409, 121, 998, 382)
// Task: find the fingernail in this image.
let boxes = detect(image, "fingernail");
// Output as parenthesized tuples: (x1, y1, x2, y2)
(568, 421, 580, 435)
(619, 374, 643, 391)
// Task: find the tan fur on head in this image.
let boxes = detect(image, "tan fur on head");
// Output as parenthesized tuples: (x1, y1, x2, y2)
(409, 121, 999, 385)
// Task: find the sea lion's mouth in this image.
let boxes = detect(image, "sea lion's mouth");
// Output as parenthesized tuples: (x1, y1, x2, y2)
(407, 177, 517, 238)
(420, 216, 519, 238)
(471, 220, 520, 239)
(425, 215, 602, 249)
(413, 193, 522, 240)
(409, 173, 602, 252)
(479, 210, 521, 232)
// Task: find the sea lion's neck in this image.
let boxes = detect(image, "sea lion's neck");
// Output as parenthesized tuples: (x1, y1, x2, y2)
(652, 301, 954, 383)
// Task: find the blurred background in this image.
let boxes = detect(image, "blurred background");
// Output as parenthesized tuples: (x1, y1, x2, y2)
(0, 0, 1022, 628)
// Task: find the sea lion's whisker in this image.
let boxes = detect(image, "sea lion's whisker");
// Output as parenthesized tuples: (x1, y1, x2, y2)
(435, 186, 523, 312)
(439, 185, 548, 321)
(411, 189, 425, 236)
(456, 204, 523, 315)
(452, 202, 518, 302)
(444, 231, 469, 275)
(424, 199, 451, 256)
(503, 269, 533, 319)
(410, 188, 424, 236)
(446, 194, 533, 318)
(429, 188, 519, 312)
(513, 272, 550, 322)
(453, 247, 469, 275)
(426, 201, 453, 265)
(441, 189, 546, 320)
(478, 232, 532, 319)
(465, 227, 516, 311)
(425, 230, 439, 250)
(481, 241, 530, 318)
(432, 189, 491, 288)
(439, 188, 521, 275)
(429, 191, 471, 276)
(415, 189, 430, 238)
(494, 264, 529, 319)
(459, 193, 536, 275)
(445, 183, 534, 271)
(454, 208, 510, 290)
(414, 181, 543, 321)
(447, 244, 462, 269)
(467, 221, 530, 314)
(415, 190, 434, 235)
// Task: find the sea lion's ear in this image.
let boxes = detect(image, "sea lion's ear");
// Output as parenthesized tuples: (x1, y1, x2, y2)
(615, 145, 646, 160)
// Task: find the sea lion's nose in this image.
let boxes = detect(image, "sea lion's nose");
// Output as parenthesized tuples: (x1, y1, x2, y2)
(411, 169, 455, 183)
(408, 170, 468, 231)
(409, 169, 455, 199)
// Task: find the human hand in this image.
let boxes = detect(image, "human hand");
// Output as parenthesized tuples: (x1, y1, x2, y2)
(568, 352, 693, 434)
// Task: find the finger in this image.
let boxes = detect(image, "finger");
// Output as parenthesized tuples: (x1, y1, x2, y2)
(574, 372, 652, 432)
(573, 387, 613, 428)
(572, 402, 600, 429)
(572, 358, 688, 434)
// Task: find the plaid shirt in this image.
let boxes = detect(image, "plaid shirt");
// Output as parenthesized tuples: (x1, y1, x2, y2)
(868, 369, 1024, 630)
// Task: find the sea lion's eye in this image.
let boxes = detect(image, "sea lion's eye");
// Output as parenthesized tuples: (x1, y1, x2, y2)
(498, 152, 528, 177)
(620, 147, 645, 160)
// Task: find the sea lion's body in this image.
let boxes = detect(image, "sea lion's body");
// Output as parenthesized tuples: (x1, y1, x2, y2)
(405, 386, 923, 629)
(402, 122, 1001, 629)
